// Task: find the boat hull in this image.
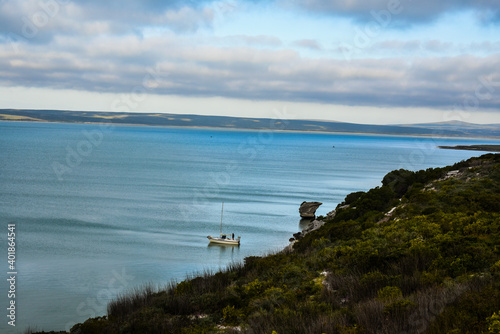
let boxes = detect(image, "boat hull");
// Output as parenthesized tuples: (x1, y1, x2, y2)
(207, 235, 240, 245)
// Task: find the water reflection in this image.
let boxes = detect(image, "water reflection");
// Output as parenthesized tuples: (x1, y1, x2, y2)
(207, 243, 241, 264)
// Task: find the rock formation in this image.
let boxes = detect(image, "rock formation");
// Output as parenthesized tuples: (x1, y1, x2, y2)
(287, 219, 326, 245)
(299, 201, 322, 219)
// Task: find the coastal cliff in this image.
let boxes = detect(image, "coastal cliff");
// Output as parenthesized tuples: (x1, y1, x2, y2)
(41, 154, 500, 334)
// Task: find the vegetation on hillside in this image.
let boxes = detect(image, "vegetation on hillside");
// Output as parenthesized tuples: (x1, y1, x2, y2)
(37, 154, 500, 334)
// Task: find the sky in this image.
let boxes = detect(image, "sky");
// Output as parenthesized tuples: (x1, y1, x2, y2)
(1, 0, 500, 124)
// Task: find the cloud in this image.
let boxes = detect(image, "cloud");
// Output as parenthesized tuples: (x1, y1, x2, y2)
(366, 39, 454, 55)
(162, 6, 214, 32)
(293, 39, 322, 50)
(2, 31, 499, 111)
(464, 41, 500, 53)
(286, 0, 500, 26)
(224, 35, 282, 47)
(0, 0, 217, 45)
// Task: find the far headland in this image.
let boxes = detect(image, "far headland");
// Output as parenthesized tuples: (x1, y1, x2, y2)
(438, 145, 500, 152)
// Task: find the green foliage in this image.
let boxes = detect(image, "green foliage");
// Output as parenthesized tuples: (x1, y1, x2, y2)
(70, 317, 109, 334)
(492, 260, 500, 275)
(175, 280, 192, 295)
(222, 305, 244, 326)
(425, 279, 500, 334)
(343, 191, 364, 205)
(487, 311, 500, 333)
(244, 278, 267, 298)
(377, 286, 403, 301)
(360, 271, 390, 295)
(382, 168, 416, 197)
(383, 298, 415, 316)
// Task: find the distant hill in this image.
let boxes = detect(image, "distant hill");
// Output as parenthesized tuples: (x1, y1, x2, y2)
(397, 120, 500, 137)
(1, 109, 500, 138)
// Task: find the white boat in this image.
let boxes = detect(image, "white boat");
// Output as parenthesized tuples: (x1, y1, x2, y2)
(207, 202, 241, 245)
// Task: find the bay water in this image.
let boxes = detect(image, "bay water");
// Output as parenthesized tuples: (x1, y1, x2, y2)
(1, 121, 499, 332)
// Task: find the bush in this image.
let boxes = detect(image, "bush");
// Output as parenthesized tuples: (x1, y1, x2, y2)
(222, 305, 244, 326)
(382, 169, 415, 197)
(383, 298, 415, 316)
(487, 311, 500, 333)
(491, 261, 500, 275)
(377, 286, 403, 302)
(70, 316, 110, 334)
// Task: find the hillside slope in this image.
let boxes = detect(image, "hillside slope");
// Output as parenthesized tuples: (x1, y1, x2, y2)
(44, 154, 500, 334)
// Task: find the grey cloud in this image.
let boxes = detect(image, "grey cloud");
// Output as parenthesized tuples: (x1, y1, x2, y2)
(475, 6, 500, 24)
(287, 0, 500, 26)
(372, 40, 422, 52)
(465, 41, 500, 53)
(369, 40, 454, 55)
(2, 0, 499, 46)
(0, 0, 217, 44)
(293, 39, 322, 50)
(424, 40, 453, 53)
(2, 36, 500, 110)
(162, 7, 214, 33)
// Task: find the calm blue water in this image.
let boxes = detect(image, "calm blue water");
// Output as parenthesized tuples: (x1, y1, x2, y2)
(1, 121, 499, 332)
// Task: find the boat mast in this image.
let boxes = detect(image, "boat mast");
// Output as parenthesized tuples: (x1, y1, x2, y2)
(220, 201, 224, 235)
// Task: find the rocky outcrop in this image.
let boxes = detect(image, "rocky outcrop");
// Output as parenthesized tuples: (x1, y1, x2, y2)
(302, 219, 325, 235)
(325, 209, 336, 220)
(299, 201, 322, 219)
(288, 219, 326, 243)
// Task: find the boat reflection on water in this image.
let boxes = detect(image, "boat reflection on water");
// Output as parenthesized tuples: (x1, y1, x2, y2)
(207, 240, 240, 264)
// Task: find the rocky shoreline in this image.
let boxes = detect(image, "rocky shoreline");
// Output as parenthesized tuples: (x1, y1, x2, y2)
(284, 205, 337, 252)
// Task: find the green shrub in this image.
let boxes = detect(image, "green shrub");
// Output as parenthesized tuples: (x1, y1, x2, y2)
(487, 311, 500, 333)
(360, 271, 389, 295)
(383, 298, 415, 316)
(175, 280, 193, 295)
(70, 316, 110, 334)
(491, 261, 500, 275)
(222, 305, 244, 326)
(382, 169, 415, 197)
(377, 286, 403, 302)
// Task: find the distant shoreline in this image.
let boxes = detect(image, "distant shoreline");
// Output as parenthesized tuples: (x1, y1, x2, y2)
(438, 145, 500, 152)
(4, 118, 500, 141)
(1, 109, 500, 139)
